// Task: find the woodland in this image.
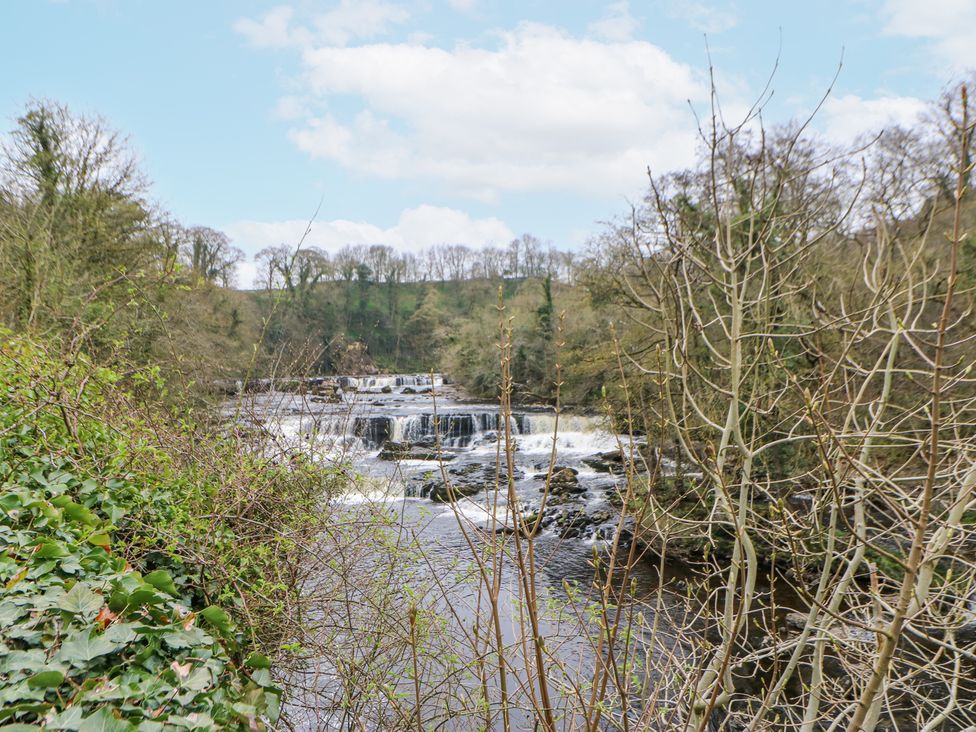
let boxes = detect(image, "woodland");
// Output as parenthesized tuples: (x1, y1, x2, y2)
(2, 75, 976, 730)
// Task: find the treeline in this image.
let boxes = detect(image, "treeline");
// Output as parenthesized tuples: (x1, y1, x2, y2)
(254, 233, 579, 291)
(248, 230, 583, 384)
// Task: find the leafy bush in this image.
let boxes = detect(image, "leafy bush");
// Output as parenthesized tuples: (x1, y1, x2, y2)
(0, 333, 331, 729)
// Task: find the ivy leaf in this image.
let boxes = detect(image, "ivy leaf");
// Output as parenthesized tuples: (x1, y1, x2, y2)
(58, 630, 118, 665)
(87, 532, 111, 548)
(50, 499, 98, 527)
(5, 566, 27, 590)
(0, 602, 25, 626)
(199, 606, 234, 638)
(58, 583, 103, 616)
(100, 622, 137, 648)
(142, 570, 178, 597)
(244, 652, 271, 670)
(34, 540, 70, 559)
(77, 707, 135, 732)
(125, 587, 163, 609)
(44, 705, 84, 729)
(27, 670, 65, 690)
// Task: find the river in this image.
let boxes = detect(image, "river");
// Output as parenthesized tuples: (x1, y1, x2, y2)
(232, 374, 693, 730)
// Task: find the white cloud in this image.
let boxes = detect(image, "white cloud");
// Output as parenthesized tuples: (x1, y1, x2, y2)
(234, 1, 411, 49)
(447, 0, 478, 12)
(821, 93, 928, 143)
(312, 0, 411, 46)
(283, 22, 709, 199)
(234, 259, 259, 289)
(587, 2, 639, 42)
(233, 6, 310, 49)
(881, 0, 976, 70)
(226, 204, 514, 285)
(273, 95, 307, 120)
(665, 1, 738, 34)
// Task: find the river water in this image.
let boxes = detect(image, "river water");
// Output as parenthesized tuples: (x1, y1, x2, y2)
(233, 374, 691, 730)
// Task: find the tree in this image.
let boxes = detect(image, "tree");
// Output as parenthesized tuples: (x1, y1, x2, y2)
(186, 226, 242, 287)
(255, 244, 329, 304)
(0, 100, 152, 333)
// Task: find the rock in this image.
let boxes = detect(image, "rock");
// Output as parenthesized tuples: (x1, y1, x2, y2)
(545, 467, 585, 495)
(450, 463, 483, 478)
(583, 446, 657, 475)
(381, 385, 393, 393)
(428, 481, 482, 502)
(546, 491, 586, 506)
(213, 378, 242, 396)
(333, 340, 377, 375)
(402, 387, 417, 394)
(583, 450, 625, 474)
(783, 611, 809, 632)
(378, 442, 457, 462)
(407, 461, 525, 503)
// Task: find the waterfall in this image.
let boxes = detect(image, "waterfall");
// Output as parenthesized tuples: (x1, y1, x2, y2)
(517, 413, 619, 454)
(339, 374, 445, 392)
(268, 379, 617, 455)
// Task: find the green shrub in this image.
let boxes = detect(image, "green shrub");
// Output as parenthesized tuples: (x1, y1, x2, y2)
(0, 332, 333, 729)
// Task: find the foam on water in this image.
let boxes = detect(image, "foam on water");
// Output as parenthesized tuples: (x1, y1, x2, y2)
(516, 430, 621, 454)
(438, 498, 515, 529)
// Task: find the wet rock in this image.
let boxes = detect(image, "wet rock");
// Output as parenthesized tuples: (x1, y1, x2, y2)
(378, 442, 457, 461)
(428, 481, 482, 502)
(402, 386, 417, 394)
(583, 450, 626, 474)
(783, 611, 809, 632)
(450, 463, 483, 477)
(407, 461, 523, 503)
(583, 446, 657, 475)
(381, 385, 393, 393)
(310, 393, 342, 404)
(545, 467, 585, 495)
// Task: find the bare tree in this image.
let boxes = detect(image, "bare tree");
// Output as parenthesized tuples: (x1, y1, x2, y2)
(186, 226, 243, 287)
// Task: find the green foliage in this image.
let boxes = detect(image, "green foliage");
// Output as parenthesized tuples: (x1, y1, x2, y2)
(0, 101, 261, 397)
(0, 333, 337, 728)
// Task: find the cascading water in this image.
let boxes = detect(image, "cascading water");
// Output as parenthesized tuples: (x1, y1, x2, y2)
(238, 374, 639, 523)
(340, 373, 445, 392)
(235, 374, 684, 731)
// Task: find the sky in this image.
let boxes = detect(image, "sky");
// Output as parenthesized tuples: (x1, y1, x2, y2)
(2, 0, 973, 286)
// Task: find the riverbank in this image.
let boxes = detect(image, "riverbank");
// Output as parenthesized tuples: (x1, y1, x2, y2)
(0, 334, 333, 729)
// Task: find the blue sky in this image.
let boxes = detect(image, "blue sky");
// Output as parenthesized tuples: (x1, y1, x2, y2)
(2, 1, 972, 285)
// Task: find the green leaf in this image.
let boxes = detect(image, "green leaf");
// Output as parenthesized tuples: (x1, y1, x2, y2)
(77, 707, 135, 732)
(87, 532, 111, 547)
(125, 587, 163, 609)
(58, 583, 103, 616)
(142, 570, 178, 597)
(244, 652, 271, 670)
(58, 630, 118, 665)
(0, 602, 25, 626)
(63, 503, 99, 527)
(199, 606, 233, 637)
(34, 540, 70, 559)
(26, 670, 65, 689)
(101, 622, 137, 647)
(44, 705, 83, 729)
